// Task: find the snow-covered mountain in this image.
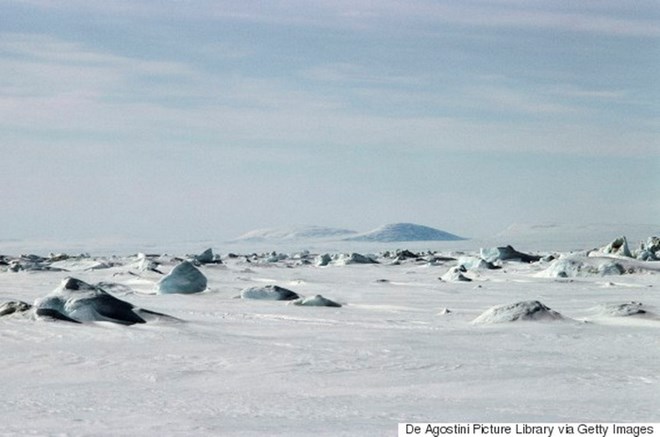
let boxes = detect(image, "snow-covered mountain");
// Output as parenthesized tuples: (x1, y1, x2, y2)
(344, 223, 465, 242)
(231, 223, 465, 244)
(230, 226, 358, 242)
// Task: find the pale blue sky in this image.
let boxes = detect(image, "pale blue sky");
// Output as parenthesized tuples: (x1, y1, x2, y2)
(1, 0, 658, 243)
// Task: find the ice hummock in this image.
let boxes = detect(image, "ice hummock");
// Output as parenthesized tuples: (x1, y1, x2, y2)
(480, 245, 541, 263)
(594, 301, 648, 317)
(473, 300, 565, 324)
(32, 277, 175, 324)
(156, 261, 208, 294)
(239, 285, 300, 301)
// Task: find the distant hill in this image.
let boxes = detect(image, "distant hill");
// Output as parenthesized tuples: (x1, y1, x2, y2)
(344, 223, 465, 242)
(230, 226, 358, 242)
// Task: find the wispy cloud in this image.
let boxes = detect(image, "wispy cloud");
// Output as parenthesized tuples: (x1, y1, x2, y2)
(13, 0, 660, 38)
(300, 62, 425, 86)
(1, 31, 657, 158)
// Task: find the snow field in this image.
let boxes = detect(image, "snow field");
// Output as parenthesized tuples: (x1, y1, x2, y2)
(1, 248, 659, 435)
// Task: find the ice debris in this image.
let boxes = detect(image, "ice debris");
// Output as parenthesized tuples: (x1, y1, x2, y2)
(0, 300, 32, 317)
(193, 248, 222, 265)
(599, 236, 632, 258)
(333, 253, 379, 265)
(440, 266, 472, 282)
(457, 256, 500, 270)
(480, 245, 541, 263)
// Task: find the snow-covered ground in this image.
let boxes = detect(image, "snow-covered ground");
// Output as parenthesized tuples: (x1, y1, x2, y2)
(1, 234, 659, 436)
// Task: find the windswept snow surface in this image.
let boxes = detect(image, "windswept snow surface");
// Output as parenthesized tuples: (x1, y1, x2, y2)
(1, 238, 660, 435)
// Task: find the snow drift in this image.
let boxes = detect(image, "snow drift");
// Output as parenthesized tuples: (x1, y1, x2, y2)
(472, 300, 565, 324)
(290, 294, 342, 307)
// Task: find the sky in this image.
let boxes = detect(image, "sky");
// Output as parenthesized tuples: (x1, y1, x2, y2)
(1, 0, 658, 245)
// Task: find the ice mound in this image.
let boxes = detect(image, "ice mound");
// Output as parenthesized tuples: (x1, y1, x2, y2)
(635, 236, 660, 261)
(594, 302, 649, 317)
(480, 245, 541, 263)
(457, 256, 500, 270)
(0, 300, 32, 317)
(598, 236, 632, 258)
(290, 294, 342, 307)
(32, 277, 176, 325)
(473, 300, 564, 324)
(4, 254, 62, 272)
(333, 253, 379, 265)
(240, 285, 300, 301)
(193, 248, 222, 265)
(541, 256, 624, 278)
(264, 252, 288, 263)
(315, 253, 332, 267)
(345, 223, 464, 242)
(4, 253, 116, 273)
(440, 266, 472, 282)
(392, 249, 421, 260)
(156, 261, 208, 294)
(134, 253, 163, 274)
